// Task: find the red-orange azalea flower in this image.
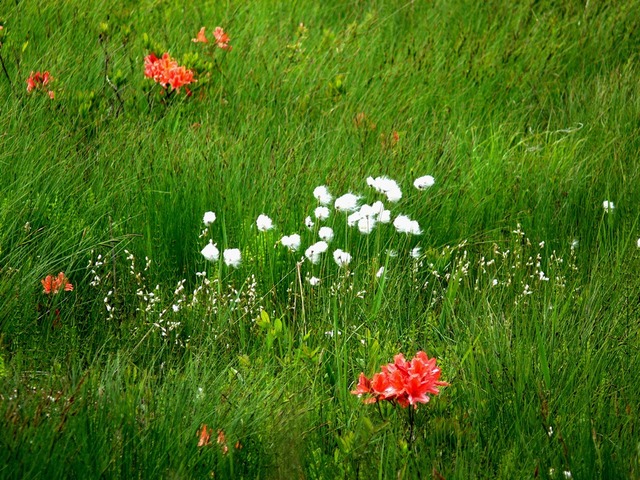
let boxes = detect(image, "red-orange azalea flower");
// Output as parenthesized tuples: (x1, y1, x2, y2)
(351, 351, 448, 408)
(144, 53, 194, 92)
(192, 27, 208, 43)
(41, 272, 73, 295)
(213, 27, 231, 50)
(198, 424, 212, 447)
(26, 71, 54, 98)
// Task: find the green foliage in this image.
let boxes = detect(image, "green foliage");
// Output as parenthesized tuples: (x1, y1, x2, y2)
(1, 0, 640, 478)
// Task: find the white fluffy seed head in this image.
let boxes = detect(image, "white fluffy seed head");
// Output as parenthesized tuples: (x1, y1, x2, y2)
(318, 226, 334, 242)
(203, 211, 216, 226)
(313, 185, 333, 206)
(281, 234, 301, 252)
(335, 193, 360, 212)
(201, 241, 219, 262)
(314, 206, 330, 221)
(223, 248, 242, 268)
(333, 249, 352, 267)
(256, 214, 274, 231)
(413, 175, 435, 190)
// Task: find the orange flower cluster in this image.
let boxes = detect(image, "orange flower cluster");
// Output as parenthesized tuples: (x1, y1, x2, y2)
(41, 272, 73, 295)
(192, 26, 232, 50)
(351, 352, 448, 408)
(26, 71, 55, 99)
(144, 53, 194, 92)
(197, 425, 241, 454)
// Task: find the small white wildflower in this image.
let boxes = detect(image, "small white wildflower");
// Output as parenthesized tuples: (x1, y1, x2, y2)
(571, 239, 579, 250)
(637, 238, 640, 249)
(603, 200, 614, 212)
(393, 215, 421, 235)
(413, 175, 435, 190)
(256, 214, 274, 232)
(280, 234, 301, 252)
(324, 330, 341, 337)
(172, 304, 180, 312)
(314, 206, 330, 221)
(410, 247, 422, 259)
(203, 211, 216, 226)
(547, 426, 553, 437)
(563, 471, 572, 479)
(313, 185, 333, 205)
(333, 249, 352, 267)
(305, 216, 315, 230)
(201, 241, 219, 262)
(223, 248, 242, 268)
(308, 276, 320, 286)
(305, 241, 329, 264)
(318, 226, 334, 242)
(334, 193, 360, 212)
(376, 266, 385, 278)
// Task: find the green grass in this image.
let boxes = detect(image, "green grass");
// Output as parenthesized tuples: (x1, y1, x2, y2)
(1, 0, 640, 478)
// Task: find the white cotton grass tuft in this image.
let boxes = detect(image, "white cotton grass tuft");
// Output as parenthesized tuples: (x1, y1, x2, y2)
(305, 241, 329, 264)
(313, 186, 333, 206)
(223, 248, 242, 268)
(201, 241, 219, 262)
(305, 216, 315, 230)
(358, 216, 376, 234)
(318, 226, 334, 242)
(308, 276, 320, 286)
(378, 209, 391, 223)
(256, 214, 274, 231)
(602, 200, 614, 213)
(203, 211, 216, 226)
(347, 211, 362, 227)
(393, 215, 421, 235)
(334, 193, 360, 212)
(413, 175, 435, 190)
(367, 176, 402, 202)
(355, 203, 379, 234)
(280, 234, 301, 252)
(376, 266, 385, 278)
(333, 249, 352, 267)
(411, 246, 422, 259)
(314, 206, 330, 221)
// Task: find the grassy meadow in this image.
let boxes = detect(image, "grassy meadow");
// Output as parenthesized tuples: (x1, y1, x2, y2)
(1, 0, 640, 478)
